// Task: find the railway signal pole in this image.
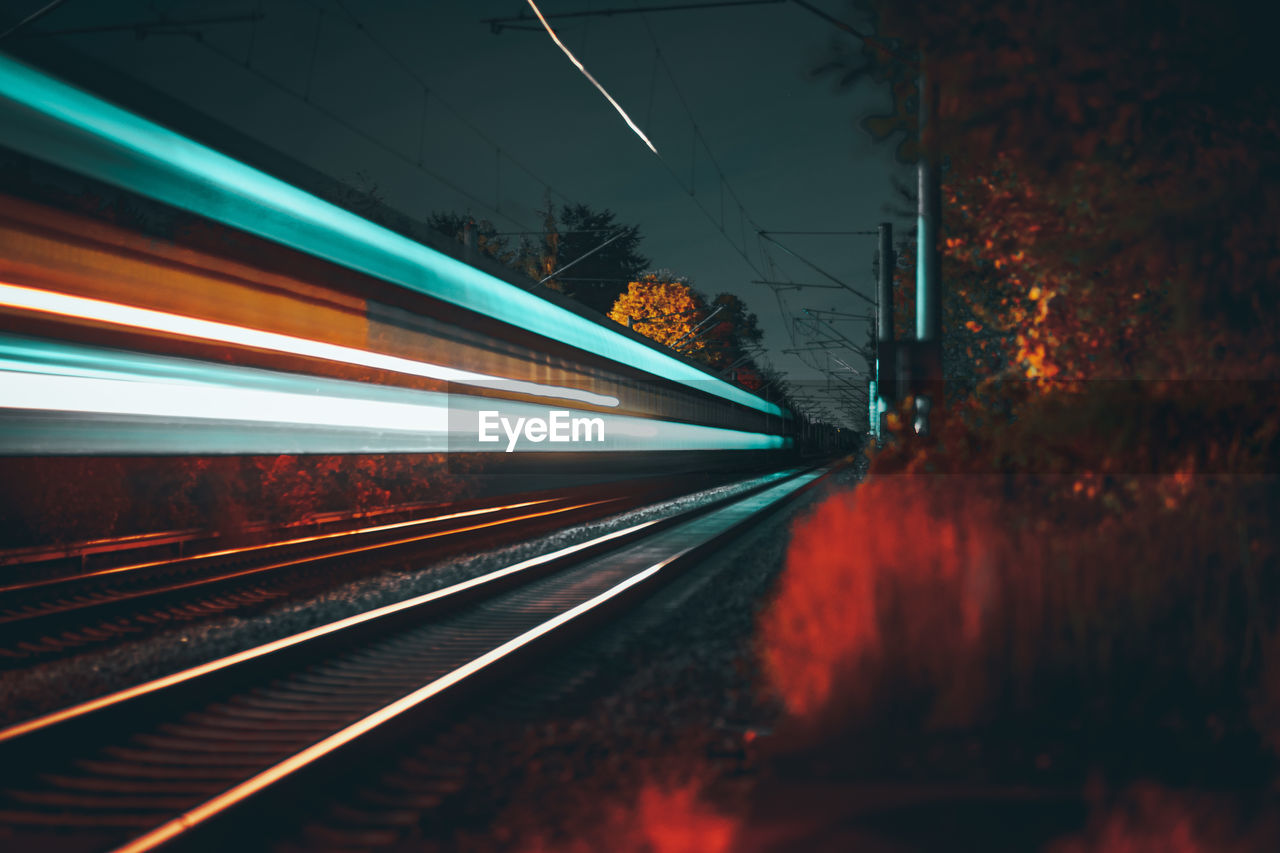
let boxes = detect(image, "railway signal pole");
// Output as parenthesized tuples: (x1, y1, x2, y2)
(880, 60, 943, 439)
(912, 58, 943, 436)
(873, 221, 894, 438)
(486, 1, 943, 437)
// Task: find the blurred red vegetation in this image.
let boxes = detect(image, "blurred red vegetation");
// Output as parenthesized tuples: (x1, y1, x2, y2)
(749, 0, 1280, 840)
(1046, 783, 1279, 853)
(522, 782, 737, 853)
(0, 454, 473, 548)
(760, 473, 1278, 747)
(524, 0, 1280, 843)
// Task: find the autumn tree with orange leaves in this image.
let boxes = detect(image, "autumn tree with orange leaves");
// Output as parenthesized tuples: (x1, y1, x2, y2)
(608, 276, 771, 390)
(609, 274, 712, 358)
(818, 0, 1280, 480)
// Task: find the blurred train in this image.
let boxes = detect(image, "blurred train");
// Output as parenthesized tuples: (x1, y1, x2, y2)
(0, 48, 842, 481)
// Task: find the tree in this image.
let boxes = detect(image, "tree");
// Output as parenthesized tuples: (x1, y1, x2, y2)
(517, 195, 561, 287)
(824, 0, 1280, 493)
(427, 201, 647, 317)
(699, 291, 766, 378)
(608, 273, 712, 359)
(608, 276, 775, 385)
(427, 212, 513, 266)
(828, 0, 1280, 388)
(551, 204, 648, 314)
(331, 170, 391, 226)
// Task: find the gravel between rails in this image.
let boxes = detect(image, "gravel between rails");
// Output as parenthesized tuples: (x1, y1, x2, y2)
(259, 458, 866, 853)
(0, 472, 799, 729)
(449, 459, 866, 851)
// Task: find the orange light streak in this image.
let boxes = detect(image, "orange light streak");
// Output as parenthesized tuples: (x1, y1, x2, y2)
(0, 281, 619, 407)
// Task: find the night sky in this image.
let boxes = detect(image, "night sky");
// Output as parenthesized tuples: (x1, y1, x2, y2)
(0, 0, 914, 413)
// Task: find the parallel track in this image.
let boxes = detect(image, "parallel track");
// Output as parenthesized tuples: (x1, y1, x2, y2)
(0, 494, 616, 664)
(0, 474, 760, 665)
(0, 467, 825, 853)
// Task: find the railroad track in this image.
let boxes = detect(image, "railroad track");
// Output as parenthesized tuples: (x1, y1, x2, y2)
(0, 466, 825, 853)
(0, 475, 741, 665)
(0, 494, 622, 665)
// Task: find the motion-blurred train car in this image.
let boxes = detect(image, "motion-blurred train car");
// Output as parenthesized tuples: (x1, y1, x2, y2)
(0, 42, 814, 544)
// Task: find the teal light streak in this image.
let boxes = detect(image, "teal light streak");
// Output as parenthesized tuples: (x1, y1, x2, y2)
(868, 378, 878, 435)
(0, 334, 788, 455)
(0, 53, 784, 418)
(916, 210, 930, 340)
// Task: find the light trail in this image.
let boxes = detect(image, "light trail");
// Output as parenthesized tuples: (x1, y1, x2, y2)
(0, 369, 452, 435)
(0, 282, 618, 408)
(0, 55, 784, 416)
(0, 333, 789, 454)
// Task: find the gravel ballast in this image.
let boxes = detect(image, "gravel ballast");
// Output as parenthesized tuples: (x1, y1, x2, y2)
(260, 458, 866, 852)
(0, 469, 809, 728)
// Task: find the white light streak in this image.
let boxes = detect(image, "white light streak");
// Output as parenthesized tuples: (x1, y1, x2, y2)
(524, 0, 659, 154)
(0, 282, 619, 408)
(0, 370, 451, 434)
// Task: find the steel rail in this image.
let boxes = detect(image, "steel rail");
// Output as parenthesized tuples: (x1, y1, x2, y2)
(0, 496, 633, 664)
(0, 468, 824, 852)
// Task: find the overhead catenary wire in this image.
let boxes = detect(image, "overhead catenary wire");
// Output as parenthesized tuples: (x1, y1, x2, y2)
(763, 230, 879, 235)
(187, 33, 532, 233)
(304, 6, 323, 102)
(0, 0, 68, 42)
(12, 10, 264, 39)
(538, 229, 629, 284)
(755, 226, 887, 423)
(632, 6, 770, 280)
(328, 0, 572, 212)
(50, 0, 538, 232)
(484, 1, 789, 33)
(758, 232, 875, 307)
(480, 0, 901, 428)
(154, 0, 613, 239)
(337, 4, 860, 420)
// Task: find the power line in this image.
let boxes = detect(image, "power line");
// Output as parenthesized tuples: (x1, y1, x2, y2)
(631, 7, 770, 279)
(753, 279, 844, 290)
(0, 0, 68, 42)
(484, 0, 787, 33)
(325, 0, 574, 209)
(490, 229, 618, 236)
(14, 11, 264, 39)
(758, 231, 875, 307)
(34, 0, 534, 229)
(189, 34, 532, 232)
(761, 230, 878, 235)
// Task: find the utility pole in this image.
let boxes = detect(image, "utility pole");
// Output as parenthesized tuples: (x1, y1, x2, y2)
(486, 1, 932, 439)
(911, 56, 943, 436)
(462, 217, 478, 265)
(874, 221, 894, 439)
